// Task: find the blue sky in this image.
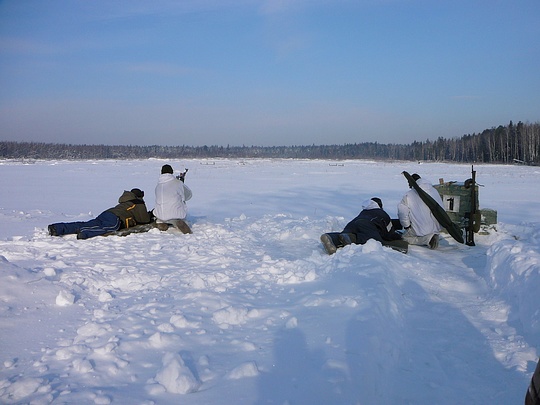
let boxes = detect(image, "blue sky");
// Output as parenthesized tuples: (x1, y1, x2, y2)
(1, 0, 539, 147)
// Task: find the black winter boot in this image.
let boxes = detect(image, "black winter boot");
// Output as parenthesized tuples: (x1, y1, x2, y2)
(173, 219, 192, 234)
(48, 225, 58, 236)
(339, 233, 356, 246)
(320, 234, 338, 255)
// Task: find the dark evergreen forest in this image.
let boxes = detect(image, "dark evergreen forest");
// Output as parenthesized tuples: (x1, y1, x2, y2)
(1, 121, 539, 164)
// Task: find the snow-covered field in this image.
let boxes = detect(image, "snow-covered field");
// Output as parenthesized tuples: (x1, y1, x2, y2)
(1, 158, 539, 405)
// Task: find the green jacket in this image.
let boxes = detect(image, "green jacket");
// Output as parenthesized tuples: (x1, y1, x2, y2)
(106, 190, 152, 229)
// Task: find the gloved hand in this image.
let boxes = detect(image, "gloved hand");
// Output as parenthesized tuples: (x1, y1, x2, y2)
(176, 168, 188, 182)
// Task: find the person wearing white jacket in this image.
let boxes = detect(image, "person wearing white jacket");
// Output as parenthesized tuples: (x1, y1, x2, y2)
(153, 164, 193, 233)
(398, 173, 443, 249)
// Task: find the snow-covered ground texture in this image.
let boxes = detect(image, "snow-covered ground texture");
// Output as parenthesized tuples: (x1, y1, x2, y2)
(0, 158, 539, 405)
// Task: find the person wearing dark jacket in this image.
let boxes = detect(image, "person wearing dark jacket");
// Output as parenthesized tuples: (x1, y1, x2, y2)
(48, 188, 152, 239)
(320, 197, 407, 254)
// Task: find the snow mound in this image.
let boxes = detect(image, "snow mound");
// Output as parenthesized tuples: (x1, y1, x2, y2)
(153, 352, 200, 394)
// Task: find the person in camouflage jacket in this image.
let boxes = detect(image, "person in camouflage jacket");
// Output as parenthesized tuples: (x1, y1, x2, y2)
(48, 188, 152, 239)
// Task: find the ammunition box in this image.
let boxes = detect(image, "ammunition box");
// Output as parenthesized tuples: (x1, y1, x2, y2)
(434, 181, 497, 229)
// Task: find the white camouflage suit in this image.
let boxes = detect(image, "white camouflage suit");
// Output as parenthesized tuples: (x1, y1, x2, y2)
(398, 177, 443, 247)
(153, 173, 193, 222)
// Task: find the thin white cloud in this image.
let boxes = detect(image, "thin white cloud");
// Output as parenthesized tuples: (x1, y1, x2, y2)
(121, 62, 193, 76)
(273, 34, 311, 59)
(259, 0, 301, 15)
(0, 37, 60, 55)
(451, 95, 482, 100)
(258, 0, 403, 15)
(92, 0, 258, 20)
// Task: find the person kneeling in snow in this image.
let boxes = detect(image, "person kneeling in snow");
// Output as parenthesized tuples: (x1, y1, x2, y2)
(398, 173, 443, 249)
(320, 197, 406, 254)
(48, 188, 153, 239)
(153, 164, 193, 234)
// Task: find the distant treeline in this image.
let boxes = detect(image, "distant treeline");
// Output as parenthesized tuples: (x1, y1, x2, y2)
(1, 121, 539, 164)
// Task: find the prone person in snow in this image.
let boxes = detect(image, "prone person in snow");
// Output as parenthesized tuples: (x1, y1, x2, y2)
(48, 188, 154, 240)
(321, 197, 408, 254)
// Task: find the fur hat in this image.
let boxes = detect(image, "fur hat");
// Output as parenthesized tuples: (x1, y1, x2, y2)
(130, 188, 144, 198)
(408, 173, 421, 188)
(161, 164, 174, 174)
